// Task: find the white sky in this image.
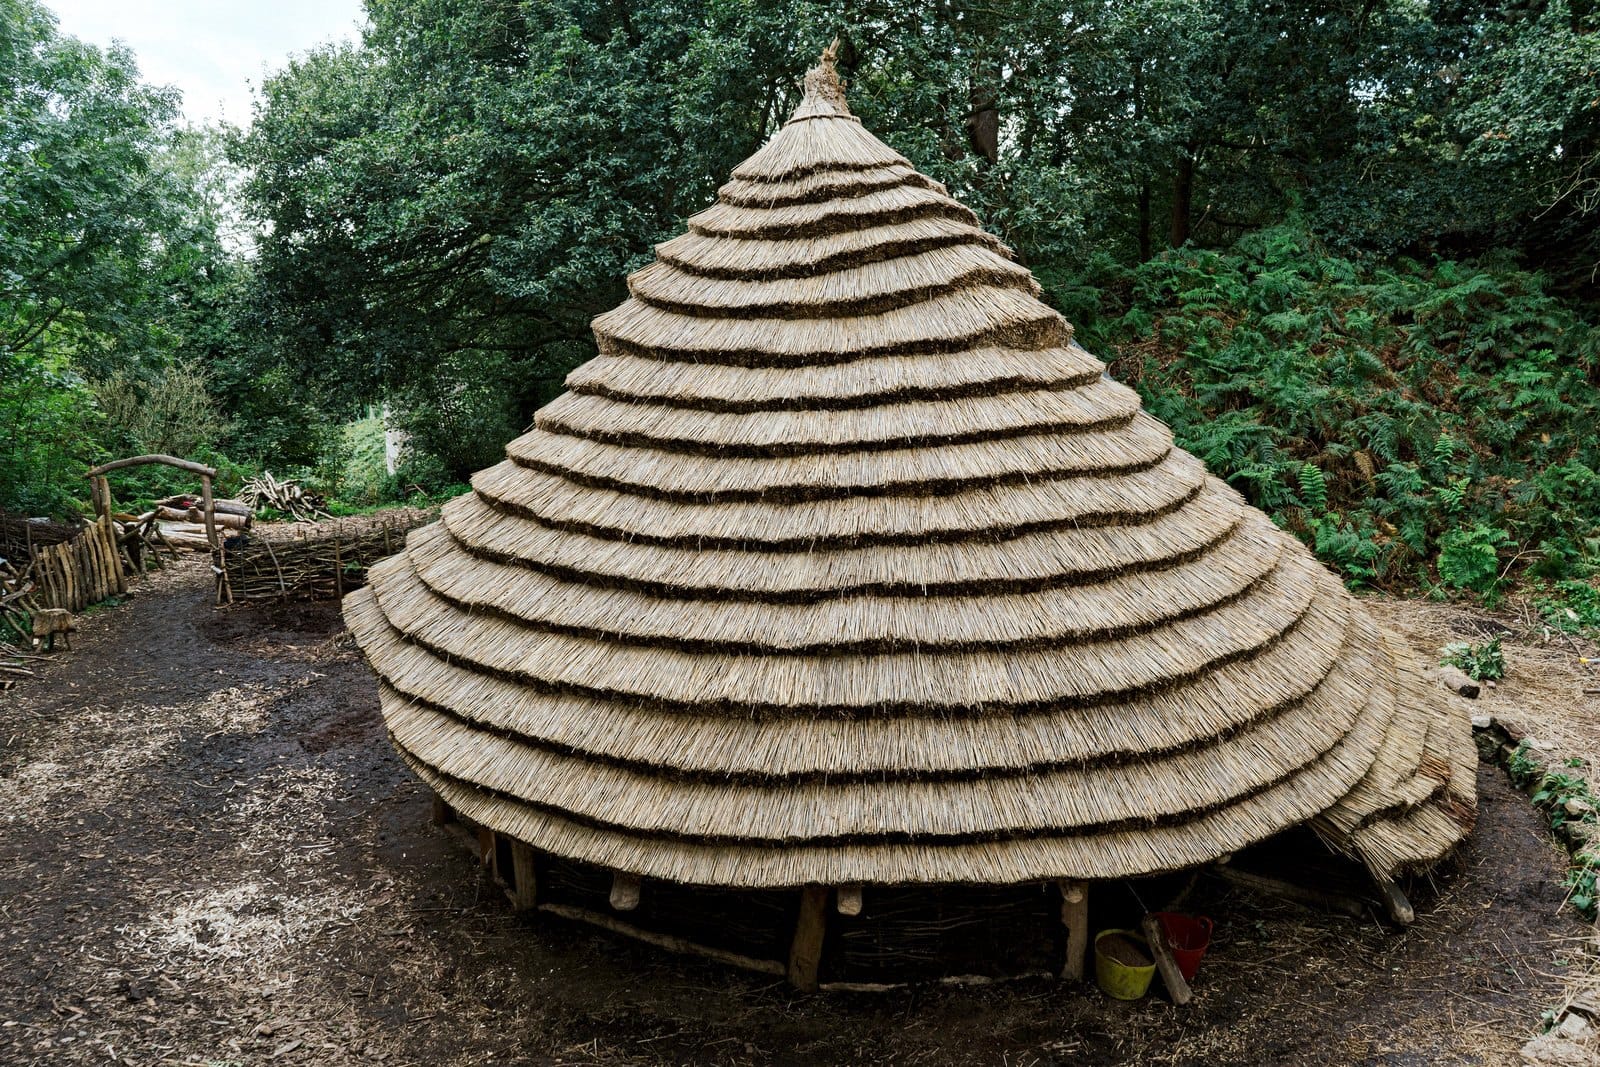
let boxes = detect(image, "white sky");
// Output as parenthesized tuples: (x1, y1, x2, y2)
(44, 0, 367, 126)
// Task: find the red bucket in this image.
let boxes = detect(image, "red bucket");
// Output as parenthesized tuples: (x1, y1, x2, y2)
(1153, 912, 1212, 981)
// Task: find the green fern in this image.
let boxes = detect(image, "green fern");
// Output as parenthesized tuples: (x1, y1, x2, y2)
(1298, 462, 1329, 513)
(1437, 524, 1511, 593)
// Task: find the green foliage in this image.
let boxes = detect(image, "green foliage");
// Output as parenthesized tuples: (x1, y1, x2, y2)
(1083, 228, 1600, 593)
(1441, 638, 1505, 682)
(0, 349, 103, 517)
(0, 1, 261, 517)
(1535, 581, 1600, 635)
(334, 414, 389, 507)
(1297, 463, 1328, 514)
(1438, 525, 1512, 595)
(1507, 743, 1600, 921)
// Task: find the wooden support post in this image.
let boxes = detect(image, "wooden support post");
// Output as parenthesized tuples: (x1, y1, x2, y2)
(91, 476, 110, 520)
(787, 886, 829, 992)
(1140, 914, 1193, 1005)
(1374, 877, 1415, 925)
(1059, 879, 1089, 981)
(609, 872, 641, 912)
(836, 885, 863, 916)
(200, 474, 218, 551)
(477, 827, 496, 873)
(509, 840, 537, 911)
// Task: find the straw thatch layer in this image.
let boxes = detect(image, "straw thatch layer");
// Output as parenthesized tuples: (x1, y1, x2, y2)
(469, 446, 1205, 550)
(534, 377, 1138, 457)
(504, 414, 1173, 502)
(657, 217, 1012, 280)
(716, 163, 927, 208)
(343, 49, 1475, 888)
(564, 344, 1103, 412)
(343, 584, 1350, 777)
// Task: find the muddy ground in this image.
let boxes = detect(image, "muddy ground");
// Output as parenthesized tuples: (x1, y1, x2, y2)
(0, 555, 1592, 1066)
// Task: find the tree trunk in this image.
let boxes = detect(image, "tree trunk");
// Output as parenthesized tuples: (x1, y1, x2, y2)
(966, 49, 1000, 168)
(1137, 184, 1152, 262)
(1170, 149, 1196, 247)
(968, 87, 999, 165)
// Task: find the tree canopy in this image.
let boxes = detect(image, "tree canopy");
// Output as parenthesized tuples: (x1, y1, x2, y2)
(3, 0, 1600, 606)
(0, 0, 249, 513)
(237, 1, 1600, 458)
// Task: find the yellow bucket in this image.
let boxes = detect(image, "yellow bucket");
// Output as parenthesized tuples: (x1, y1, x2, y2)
(1094, 929, 1156, 1000)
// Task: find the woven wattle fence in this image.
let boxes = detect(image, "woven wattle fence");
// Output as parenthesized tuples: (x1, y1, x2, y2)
(221, 510, 433, 602)
(0, 512, 77, 563)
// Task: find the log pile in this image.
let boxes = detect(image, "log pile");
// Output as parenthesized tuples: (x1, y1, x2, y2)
(222, 511, 432, 602)
(239, 473, 329, 523)
(1, 553, 56, 685)
(1, 555, 38, 645)
(0, 641, 40, 688)
(150, 494, 253, 553)
(112, 509, 177, 569)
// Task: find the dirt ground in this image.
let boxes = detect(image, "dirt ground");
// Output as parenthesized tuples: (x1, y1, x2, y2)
(0, 553, 1594, 1066)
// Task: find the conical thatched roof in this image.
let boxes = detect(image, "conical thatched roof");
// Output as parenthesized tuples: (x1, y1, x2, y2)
(343, 48, 1476, 890)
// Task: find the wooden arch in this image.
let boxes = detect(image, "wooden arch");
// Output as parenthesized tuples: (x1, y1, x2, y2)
(84, 454, 221, 550)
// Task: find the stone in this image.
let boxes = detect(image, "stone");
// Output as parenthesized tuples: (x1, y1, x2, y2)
(1437, 665, 1481, 699)
(1521, 1029, 1598, 1066)
(1471, 714, 1494, 730)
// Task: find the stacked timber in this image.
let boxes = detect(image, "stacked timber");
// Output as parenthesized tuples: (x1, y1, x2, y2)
(0, 512, 75, 563)
(0, 556, 37, 644)
(0, 641, 39, 688)
(152, 494, 252, 551)
(0, 556, 40, 684)
(240, 473, 329, 523)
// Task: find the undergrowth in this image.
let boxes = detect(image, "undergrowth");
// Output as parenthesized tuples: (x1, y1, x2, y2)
(1506, 742, 1599, 920)
(1060, 226, 1600, 610)
(1441, 638, 1505, 681)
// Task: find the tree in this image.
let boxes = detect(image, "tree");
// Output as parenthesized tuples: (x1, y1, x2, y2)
(0, 0, 248, 515)
(237, 0, 1600, 481)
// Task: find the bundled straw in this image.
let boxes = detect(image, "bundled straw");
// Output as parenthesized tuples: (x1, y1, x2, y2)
(340, 46, 1476, 890)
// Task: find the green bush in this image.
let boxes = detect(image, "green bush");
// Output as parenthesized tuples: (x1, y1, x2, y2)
(1070, 226, 1600, 595)
(0, 351, 104, 519)
(1535, 580, 1600, 635)
(1437, 525, 1512, 595)
(1442, 638, 1506, 681)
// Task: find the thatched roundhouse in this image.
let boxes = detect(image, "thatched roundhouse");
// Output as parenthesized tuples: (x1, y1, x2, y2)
(344, 47, 1476, 988)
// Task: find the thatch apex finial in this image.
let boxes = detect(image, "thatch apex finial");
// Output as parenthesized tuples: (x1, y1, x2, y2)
(800, 38, 851, 117)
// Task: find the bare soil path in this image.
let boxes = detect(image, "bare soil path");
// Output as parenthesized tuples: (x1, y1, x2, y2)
(0, 556, 1588, 1065)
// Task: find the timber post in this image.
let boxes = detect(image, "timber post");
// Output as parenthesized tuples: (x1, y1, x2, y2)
(1059, 879, 1089, 981)
(787, 885, 830, 992)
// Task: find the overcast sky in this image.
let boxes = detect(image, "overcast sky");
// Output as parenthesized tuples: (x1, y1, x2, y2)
(45, 0, 367, 126)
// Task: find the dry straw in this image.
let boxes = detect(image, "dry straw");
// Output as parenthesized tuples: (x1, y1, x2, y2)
(343, 46, 1475, 888)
